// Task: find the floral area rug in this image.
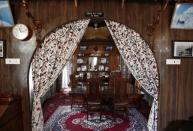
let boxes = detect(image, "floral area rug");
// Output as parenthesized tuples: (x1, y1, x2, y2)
(44, 106, 148, 131)
(43, 92, 71, 122)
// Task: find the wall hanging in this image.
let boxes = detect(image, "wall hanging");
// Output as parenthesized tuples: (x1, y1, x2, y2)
(171, 3, 193, 29)
(173, 41, 193, 57)
(0, 0, 14, 27)
(0, 40, 5, 58)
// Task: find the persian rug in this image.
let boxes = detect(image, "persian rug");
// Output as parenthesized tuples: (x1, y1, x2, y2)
(43, 92, 71, 122)
(44, 106, 148, 131)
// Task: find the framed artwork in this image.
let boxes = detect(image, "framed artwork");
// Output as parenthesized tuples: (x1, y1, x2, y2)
(0, 0, 14, 27)
(171, 3, 193, 29)
(79, 45, 87, 51)
(98, 65, 105, 71)
(81, 65, 87, 71)
(0, 40, 5, 58)
(77, 58, 84, 64)
(100, 57, 108, 64)
(105, 45, 113, 51)
(173, 41, 193, 57)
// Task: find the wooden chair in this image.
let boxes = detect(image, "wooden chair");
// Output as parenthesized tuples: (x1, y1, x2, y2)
(112, 76, 129, 118)
(85, 77, 102, 120)
(69, 74, 85, 109)
(127, 94, 142, 108)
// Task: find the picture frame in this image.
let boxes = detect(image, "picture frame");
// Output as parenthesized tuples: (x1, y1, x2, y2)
(0, 40, 5, 58)
(105, 45, 113, 51)
(173, 41, 193, 57)
(100, 57, 108, 64)
(81, 65, 87, 71)
(98, 65, 105, 71)
(79, 45, 87, 51)
(77, 58, 86, 64)
(0, 0, 14, 27)
(170, 3, 193, 29)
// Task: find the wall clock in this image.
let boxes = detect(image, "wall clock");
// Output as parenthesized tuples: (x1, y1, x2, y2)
(12, 24, 29, 40)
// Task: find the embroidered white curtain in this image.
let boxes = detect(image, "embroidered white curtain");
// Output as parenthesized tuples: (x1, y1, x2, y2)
(62, 62, 71, 89)
(105, 20, 159, 131)
(31, 19, 90, 131)
(31, 18, 159, 131)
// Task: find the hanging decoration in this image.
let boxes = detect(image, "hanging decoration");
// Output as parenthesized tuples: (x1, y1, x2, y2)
(21, 0, 43, 47)
(146, 0, 169, 50)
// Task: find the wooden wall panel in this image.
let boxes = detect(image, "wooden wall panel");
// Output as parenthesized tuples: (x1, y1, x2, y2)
(0, 0, 193, 131)
(158, 4, 193, 131)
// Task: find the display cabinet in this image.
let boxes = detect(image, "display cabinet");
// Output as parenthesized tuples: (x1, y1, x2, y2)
(75, 55, 110, 89)
(71, 42, 120, 92)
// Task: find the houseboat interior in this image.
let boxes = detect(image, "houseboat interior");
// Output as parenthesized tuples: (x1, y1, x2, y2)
(0, 0, 193, 131)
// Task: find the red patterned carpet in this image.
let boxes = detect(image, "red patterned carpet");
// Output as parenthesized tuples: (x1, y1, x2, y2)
(42, 92, 71, 122)
(43, 91, 149, 131)
(44, 105, 148, 131)
(64, 111, 130, 131)
(42, 91, 150, 122)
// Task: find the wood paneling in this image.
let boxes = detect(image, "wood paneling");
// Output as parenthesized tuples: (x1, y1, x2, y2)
(0, 0, 193, 131)
(0, 97, 23, 131)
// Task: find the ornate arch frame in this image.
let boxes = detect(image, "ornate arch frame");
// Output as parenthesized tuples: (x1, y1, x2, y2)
(29, 18, 160, 131)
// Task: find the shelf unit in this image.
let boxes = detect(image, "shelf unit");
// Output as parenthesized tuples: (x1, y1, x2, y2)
(75, 55, 110, 81)
(72, 42, 120, 91)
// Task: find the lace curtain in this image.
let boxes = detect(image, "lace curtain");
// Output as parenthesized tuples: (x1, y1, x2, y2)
(105, 20, 159, 131)
(31, 18, 159, 131)
(31, 19, 90, 131)
(62, 61, 72, 89)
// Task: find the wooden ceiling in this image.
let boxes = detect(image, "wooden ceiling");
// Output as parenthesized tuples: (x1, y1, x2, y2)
(72, 0, 193, 8)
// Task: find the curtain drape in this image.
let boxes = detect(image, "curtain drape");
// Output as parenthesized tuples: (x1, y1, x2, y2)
(62, 61, 72, 89)
(105, 20, 159, 131)
(31, 19, 90, 131)
(31, 18, 159, 131)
